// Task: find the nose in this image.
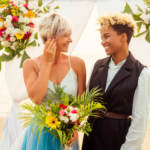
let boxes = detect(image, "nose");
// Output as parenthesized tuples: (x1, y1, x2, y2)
(68, 37, 72, 43)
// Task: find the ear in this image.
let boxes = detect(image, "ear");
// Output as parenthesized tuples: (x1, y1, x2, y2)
(121, 33, 127, 43)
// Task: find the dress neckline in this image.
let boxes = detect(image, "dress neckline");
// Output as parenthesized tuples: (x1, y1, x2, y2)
(48, 68, 77, 85)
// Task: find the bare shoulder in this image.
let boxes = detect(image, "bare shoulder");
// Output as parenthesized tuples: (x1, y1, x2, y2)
(23, 58, 39, 73)
(70, 56, 86, 74)
(70, 56, 85, 66)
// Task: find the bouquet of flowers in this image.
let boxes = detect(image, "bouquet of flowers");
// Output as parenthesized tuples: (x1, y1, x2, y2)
(123, 0, 150, 43)
(20, 86, 105, 150)
(0, 0, 58, 70)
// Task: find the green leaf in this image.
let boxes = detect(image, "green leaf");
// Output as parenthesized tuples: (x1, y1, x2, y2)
(133, 14, 142, 21)
(0, 42, 3, 50)
(136, 22, 143, 32)
(4, 47, 15, 56)
(136, 5, 144, 13)
(54, 6, 60, 10)
(19, 51, 30, 68)
(123, 3, 133, 14)
(135, 31, 147, 37)
(34, 32, 38, 40)
(38, 0, 43, 7)
(27, 40, 37, 47)
(0, 54, 13, 62)
(145, 31, 150, 43)
(25, 0, 29, 4)
(43, 7, 48, 13)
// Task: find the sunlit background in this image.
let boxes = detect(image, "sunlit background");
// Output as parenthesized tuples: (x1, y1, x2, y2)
(0, 0, 149, 149)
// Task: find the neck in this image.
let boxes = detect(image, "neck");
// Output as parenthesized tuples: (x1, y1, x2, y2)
(112, 47, 129, 65)
(54, 50, 61, 64)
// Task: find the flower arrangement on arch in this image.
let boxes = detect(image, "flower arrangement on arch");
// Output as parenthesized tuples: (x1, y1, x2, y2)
(0, 0, 59, 71)
(20, 86, 106, 149)
(123, 0, 150, 43)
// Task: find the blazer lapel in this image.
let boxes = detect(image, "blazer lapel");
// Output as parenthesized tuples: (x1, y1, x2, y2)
(105, 52, 135, 93)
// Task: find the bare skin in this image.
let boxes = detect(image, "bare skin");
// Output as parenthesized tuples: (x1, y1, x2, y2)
(23, 30, 86, 146)
(100, 26, 129, 65)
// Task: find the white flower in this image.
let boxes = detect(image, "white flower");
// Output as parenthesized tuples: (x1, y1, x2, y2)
(13, 42, 18, 47)
(59, 116, 69, 123)
(23, 17, 31, 24)
(6, 15, 12, 22)
(28, 2, 38, 10)
(6, 28, 12, 35)
(2, 41, 11, 47)
(10, 37, 16, 42)
(141, 13, 150, 24)
(0, 8, 5, 13)
(69, 113, 79, 122)
(4, 21, 13, 28)
(24, 26, 31, 33)
(10, 45, 16, 50)
(13, 29, 21, 35)
(20, 7, 28, 14)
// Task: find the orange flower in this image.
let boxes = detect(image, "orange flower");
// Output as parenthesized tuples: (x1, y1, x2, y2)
(24, 10, 35, 18)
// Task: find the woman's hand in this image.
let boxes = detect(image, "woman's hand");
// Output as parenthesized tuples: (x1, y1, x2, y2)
(68, 130, 78, 147)
(43, 38, 56, 63)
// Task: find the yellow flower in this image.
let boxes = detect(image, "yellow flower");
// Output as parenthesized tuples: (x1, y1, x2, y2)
(45, 115, 60, 129)
(0, 18, 4, 29)
(16, 33, 24, 40)
(11, 9, 17, 16)
(24, 10, 35, 18)
(0, 4, 7, 8)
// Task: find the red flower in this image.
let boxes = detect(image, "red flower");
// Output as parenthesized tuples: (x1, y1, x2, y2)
(71, 109, 78, 114)
(12, 16, 19, 22)
(1, 27, 6, 32)
(23, 32, 32, 40)
(6, 35, 10, 41)
(0, 30, 3, 37)
(29, 23, 34, 28)
(59, 104, 67, 109)
(9, 1, 14, 4)
(24, 3, 28, 9)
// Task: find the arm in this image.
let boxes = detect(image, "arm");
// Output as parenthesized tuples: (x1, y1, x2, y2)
(23, 39, 56, 104)
(23, 59, 52, 104)
(121, 68, 150, 150)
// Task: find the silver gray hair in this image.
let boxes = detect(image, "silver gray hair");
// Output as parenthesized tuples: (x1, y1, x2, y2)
(39, 13, 71, 43)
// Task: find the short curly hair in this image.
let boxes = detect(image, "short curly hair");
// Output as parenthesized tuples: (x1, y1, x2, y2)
(97, 13, 136, 44)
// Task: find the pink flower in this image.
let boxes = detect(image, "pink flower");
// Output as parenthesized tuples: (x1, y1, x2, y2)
(71, 109, 78, 114)
(59, 104, 67, 109)
(23, 32, 32, 40)
(6, 35, 10, 41)
(24, 3, 28, 9)
(59, 109, 65, 116)
(29, 23, 34, 28)
(12, 16, 19, 22)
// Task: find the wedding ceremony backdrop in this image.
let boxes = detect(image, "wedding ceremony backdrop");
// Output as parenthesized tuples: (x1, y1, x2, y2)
(0, 0, 150, 150)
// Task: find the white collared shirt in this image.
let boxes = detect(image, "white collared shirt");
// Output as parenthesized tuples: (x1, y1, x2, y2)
(105, 58, 150, 150)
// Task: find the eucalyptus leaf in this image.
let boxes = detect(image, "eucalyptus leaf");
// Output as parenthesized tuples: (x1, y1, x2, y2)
(123, 3, 133, 14)
(135, 31, 147, 37)
(38, 0, 43, 7)
(145, 31, 150, 42)
(136, 22, 143, 32)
